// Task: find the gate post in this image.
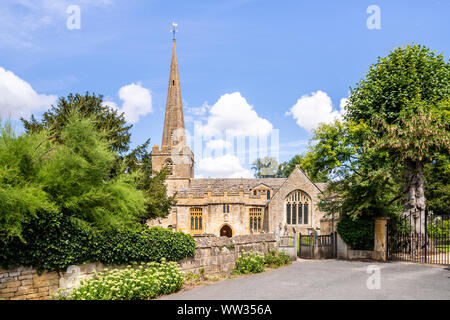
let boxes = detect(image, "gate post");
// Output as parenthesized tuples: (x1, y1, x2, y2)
(373, 217, 389, 261)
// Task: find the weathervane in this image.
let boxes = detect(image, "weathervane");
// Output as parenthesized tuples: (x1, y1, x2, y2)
(171, 22, 178, 40)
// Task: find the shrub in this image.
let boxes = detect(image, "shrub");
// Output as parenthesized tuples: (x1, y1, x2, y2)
(0, 213, 195, 272)
(427, 218, 450, 238)
(337, 215, 374, 250)
(62, 259, 183, 300)
(264, 250, 291, 268)
(233, 251, 265, 274)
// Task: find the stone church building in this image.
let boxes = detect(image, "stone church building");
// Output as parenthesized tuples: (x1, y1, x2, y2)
(149, 36, 329, 238)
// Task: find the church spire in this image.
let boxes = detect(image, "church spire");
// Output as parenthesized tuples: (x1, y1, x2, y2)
(161, 23, 185, 149)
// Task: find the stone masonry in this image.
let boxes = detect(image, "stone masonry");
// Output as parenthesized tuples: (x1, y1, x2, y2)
(149, 36, 329, 238)
(0, 233, 276, 300)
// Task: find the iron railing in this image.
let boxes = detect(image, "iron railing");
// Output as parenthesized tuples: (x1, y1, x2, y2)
(388, 209, 450, 265)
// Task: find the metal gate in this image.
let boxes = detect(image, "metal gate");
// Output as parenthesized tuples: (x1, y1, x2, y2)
(388, 210, 450, 265)
(298, 232, 336, 259)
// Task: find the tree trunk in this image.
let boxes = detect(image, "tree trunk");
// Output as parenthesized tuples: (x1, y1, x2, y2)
(403, 160, 426, 234)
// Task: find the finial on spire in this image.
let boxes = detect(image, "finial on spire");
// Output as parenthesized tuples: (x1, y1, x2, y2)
(171, 22, 178, 40)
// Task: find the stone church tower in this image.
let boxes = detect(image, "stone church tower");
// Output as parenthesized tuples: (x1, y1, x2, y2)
(152, 34, 194, 195)
(149, 27, 329, 237)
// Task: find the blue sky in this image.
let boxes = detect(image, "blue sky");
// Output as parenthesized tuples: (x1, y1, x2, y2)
(0, 0, 449, 177)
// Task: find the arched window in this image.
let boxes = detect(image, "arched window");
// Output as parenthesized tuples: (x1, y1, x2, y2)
(285, 190, 310, 225)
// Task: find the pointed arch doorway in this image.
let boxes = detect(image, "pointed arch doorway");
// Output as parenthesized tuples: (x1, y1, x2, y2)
(220, 224, 233, 238)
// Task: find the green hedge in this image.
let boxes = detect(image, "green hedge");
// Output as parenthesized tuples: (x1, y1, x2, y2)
(0, 212, 195, 272)
(337, 215, 374, 250)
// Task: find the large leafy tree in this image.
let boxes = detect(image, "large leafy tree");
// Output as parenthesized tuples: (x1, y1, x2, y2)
(21, 92, 131, 154)
(0, 115, 146, 241)
(310, 44, 449, 222)
(345, 44, 449, 215)
(21, 92, 175, 220)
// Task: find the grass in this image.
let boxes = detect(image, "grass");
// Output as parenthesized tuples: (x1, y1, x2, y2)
(435, 245, 450, 252)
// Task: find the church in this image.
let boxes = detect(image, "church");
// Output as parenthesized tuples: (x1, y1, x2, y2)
(149, 34, 330, 238)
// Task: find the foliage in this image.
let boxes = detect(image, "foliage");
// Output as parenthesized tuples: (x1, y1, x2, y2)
(123, 138, 176, 220)
(263, 250, 291, 268)
(61, 259, 184, 300)
(310, 119, 403, 219)
(336, 215, 374, 250)
(276, 154, 329, 182)
(233, 251, 265, 274)
(21, 92, 175, 221)
(0, 212, 195, 272)
(345, 44, 449, 124)
(233, 250, 291, 274)
(251, 156, 278, 178)
(0, 114, 146, 241)
(424, 148, 450, 216)
(427, 218, 450, 238)
(0, 121, 57, 241)
(308, 44, 449, 219)
(21, 92, 132, 154)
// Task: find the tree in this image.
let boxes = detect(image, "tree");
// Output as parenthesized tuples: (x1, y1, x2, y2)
(308, 45, 449, 225)
(308, 119, 403, 219)
(123, 139, 176, 220)
(0, 114, 146, 242)
(276, 155, 305, 178)
(276, 153, 330, 181)
(21, 92, 132, 154)
(371, 100, 449, 215)
(424, 153, 450, 215)
(251, 156, 278, 178)
(345, 44, 449, 215)
(21, 92, 175, 220)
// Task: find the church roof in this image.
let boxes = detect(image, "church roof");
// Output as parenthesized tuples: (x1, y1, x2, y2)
(177, 178, 287, 196)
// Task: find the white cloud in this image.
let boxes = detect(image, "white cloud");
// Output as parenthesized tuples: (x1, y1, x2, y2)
(0, 66, 57, 119)
(197, 154, 253, 178)
(198, 92, 273, 138)
(103, 83, 152, 124)
(286, 90, 346, 132)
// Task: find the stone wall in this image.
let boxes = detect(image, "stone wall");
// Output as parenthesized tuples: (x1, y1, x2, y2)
(0, 267, 59, 300)
(179, 233, 277, 275)
(0, 233, 276, 300)
(336, 218, 388, 261)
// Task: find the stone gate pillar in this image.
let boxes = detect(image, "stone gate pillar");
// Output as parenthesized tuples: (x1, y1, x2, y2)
(373, 217, 389, 261)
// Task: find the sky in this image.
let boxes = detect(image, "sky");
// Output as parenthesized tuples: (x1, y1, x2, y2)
(0, 0, 449, 178)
